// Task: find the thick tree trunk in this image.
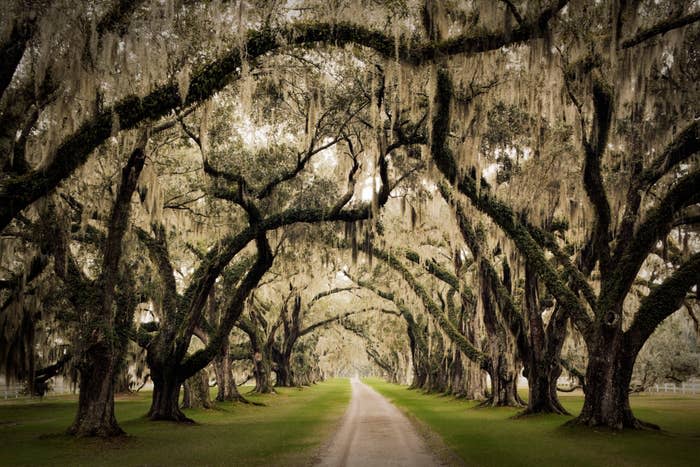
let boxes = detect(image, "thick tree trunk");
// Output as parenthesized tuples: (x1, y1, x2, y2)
(484, 354, 523, 407)
(435, 353, 450, 393)
(407, 326, 429, 389)
(462, 306, 487, 400)
(213, 350, 228, 401)
(521, 266, 568, 415)
(570, 333, 653, 429)
(448, 348, 466, 397)
(67, 344, 123, 437)
(481, 269, 523, 407)
(114, 368, 133, 394)
(182, 369, 212, 409)
(411, 360, 428, 389)
(463, 360, 487, 400)
(523, 360, 568, 415)
(148, 363, 191, 422)
(275, 357, 293, 387)
(212, 346, 246, 402)
(252, 352, 274, 393)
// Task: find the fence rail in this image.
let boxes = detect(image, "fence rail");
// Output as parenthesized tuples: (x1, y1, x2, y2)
(649, 382, 700, 394)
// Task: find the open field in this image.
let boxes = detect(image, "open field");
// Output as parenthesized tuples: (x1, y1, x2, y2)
(366, 378, 700, 467)
(0, 379, 351, 466)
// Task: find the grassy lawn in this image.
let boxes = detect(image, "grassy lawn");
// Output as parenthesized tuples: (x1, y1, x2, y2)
(0, 379, 351, 466)
(366, 378, 700, 467)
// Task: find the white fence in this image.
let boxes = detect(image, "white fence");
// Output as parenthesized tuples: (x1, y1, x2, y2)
(650, 381, 700, 394)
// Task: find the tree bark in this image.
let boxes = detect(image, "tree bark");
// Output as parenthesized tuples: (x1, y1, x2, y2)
(448, 347, 467, 397)
(570, 332, 652, 429)
(521, 265, 569, 415)
(252, 350, 274, 394)
(274, 355, 293, 387)
(213, 343, 243, 402)
(524, 359, 568, 415)
(464, 359, 488, 400)
(182, 369, 212, 409)
(480, 266, 524, 407)
(147, 360, 191, 422)
(67, 342, 123, 437)
(65, 142, 146, 436)
(484, 355, 523, 407)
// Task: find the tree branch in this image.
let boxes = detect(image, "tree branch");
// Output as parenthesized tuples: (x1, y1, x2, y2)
(430, 67, 593, 338)
(369, 246, 488, 366)
(0, 6, 569, 231)
(581, 77, 613, 274)
(601, 170, 700, 314)
(638, 121, 700, 190)
(625, 252, 700, 354)
(621, 10, 700, 49)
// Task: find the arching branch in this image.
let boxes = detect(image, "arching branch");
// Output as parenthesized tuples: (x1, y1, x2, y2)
(621, 10, 700, 49)
(0, 2, 569, 231)
(624, 252, 700, 354)
(430, 67, 592, 338)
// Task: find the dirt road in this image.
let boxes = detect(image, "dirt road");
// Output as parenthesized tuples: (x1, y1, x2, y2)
(314, 378, 443, 467)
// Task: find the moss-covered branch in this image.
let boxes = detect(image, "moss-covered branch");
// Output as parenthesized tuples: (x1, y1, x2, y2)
(180, 234, 273, 379)
(621, 10, 700, 49)
(600, 170, 700, 316)
(430, 67, 592, 338)
(134, 226, 180, 316)
(0, 1, 569, 231)
(624, 252, 700, 354)
(300, 309, 369, 337)
(439, 183, 529, 361)
(370, 246, 487, 366)
(638, 121, 700, 190)
(581, 77, 613, 274)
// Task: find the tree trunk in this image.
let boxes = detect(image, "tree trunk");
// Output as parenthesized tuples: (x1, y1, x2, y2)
(521, 266, 568, 415)
(67, 343, 123, 437)
(410, 359, 428, 389)
(212, 353, 250, 404)
(481, 268, 523, 407)
(114, 368, 132, 394)
(148, 363, 191, 422)
(570, 333, 653, 429)
(182, 369, 212, 409)
(407, 324, 429, 389)
(275, 356, 293, 387)
(448, 348, 467, 397)
(523, 359, 568, 415)
(252, 351, 274, 393)
(212, 344, 236, 401)
(484, 354, 523, 407)
(462, 303, 487, 400)
(463, 359, 487, 400)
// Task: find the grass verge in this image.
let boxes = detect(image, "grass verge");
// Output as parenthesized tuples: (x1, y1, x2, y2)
(0, 378, 351, 466)
(365, 378, 700, 467)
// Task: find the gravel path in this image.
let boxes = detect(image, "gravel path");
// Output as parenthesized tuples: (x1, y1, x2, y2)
(314, 378, 443, 467)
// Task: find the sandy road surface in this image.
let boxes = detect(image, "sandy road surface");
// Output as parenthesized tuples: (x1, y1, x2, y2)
(314, 378, 443, 467)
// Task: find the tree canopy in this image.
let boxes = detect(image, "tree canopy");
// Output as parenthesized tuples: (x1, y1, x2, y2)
(0, 0, 698, 435)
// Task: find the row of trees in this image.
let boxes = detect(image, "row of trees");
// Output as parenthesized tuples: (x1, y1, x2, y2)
(1, 0, 698, 435)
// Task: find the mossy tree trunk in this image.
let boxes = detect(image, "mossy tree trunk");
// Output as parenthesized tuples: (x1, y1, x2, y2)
(521, 264, 569, 415)
(213, 343, 246, 402)
(182, 369, 213, 410)
(147, 347, 191, 422)
(431, 59, 700, 429)
(480, 264, 524, 407)
(68, 340, 123, 437)
(64, 142, 146, 437)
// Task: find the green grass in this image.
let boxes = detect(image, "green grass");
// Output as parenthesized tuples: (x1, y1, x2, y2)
(0, 379, 351, 466)
(366, 378, 700, 467)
